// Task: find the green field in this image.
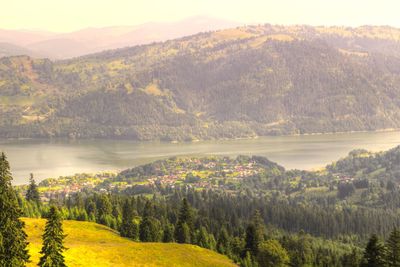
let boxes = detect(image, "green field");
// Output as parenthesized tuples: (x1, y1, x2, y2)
(23, 218, 236, 267)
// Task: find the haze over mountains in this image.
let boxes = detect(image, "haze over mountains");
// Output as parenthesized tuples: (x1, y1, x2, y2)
(0, 16, 240, 59)
(2, 23, 400, 140)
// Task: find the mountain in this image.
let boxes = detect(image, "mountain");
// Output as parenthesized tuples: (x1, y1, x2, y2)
(2, 24, 400, 140)
(0, 42, 38, 58)
(0, 17, 240, 59)
(0, 29, 55, 46)
(24, 218, 236, 267)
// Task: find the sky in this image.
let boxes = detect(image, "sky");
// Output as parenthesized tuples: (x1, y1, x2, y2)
(1, 0, 400, 32)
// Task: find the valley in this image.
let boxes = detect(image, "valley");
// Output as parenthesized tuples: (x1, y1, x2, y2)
(3, 2, 400, 267)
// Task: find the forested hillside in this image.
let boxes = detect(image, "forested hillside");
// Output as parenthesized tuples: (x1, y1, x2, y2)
(15, 145, 400, 266)
(2, 24, 400, 140)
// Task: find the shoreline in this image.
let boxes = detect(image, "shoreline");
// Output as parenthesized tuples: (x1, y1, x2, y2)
(1, 128, 400, 144)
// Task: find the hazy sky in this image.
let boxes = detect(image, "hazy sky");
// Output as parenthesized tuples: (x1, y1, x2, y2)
(1, 0, 400, 32)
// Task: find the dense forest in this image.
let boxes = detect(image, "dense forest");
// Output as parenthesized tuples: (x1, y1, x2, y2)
(2, 25, 400, 140)
(3, 145, 400, 266)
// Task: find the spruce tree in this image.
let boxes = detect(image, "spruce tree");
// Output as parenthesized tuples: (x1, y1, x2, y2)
(217, 227, 231, 255)
(175, 198, 193, 244)
(245, 210, 265, 256)
(341, 248, 362, 267)
(162, 223, 175, 243)
(257, 239, 290, 267)
(196, 227, 211, 249)
(139, 201, 161, 242)
(361, 234, 387, 267)
(386, 228, 400, 267)
(0, 152, 30, 266)
(139, 216, 160, 242)
(120, 200, 136, 239)
(26, 173, 40, 204)
(39, 206, 66, 267)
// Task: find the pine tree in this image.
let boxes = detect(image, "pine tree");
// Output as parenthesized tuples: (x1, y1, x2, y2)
(175, 222, 191, 244)
(241, 251, 257, 267)
(139, 216, 160, 242)
(175, 198, 193, 244)
(386, 228, 400, 267)
(361, 234, 387, 267)
(257, 239, 290, 267)
(26, 173, 40, 204)
(217, 227, 231, 255)
(245, 210, 265, 256)
(39, 206, 66, 267)
(162, 223, 175, 243)
(196, 227, 211, 249)
(341, 248, 362, 267)
(0, 152, 30, 266)
(139, 201, 160, 242)
(120, 200, 137, 239)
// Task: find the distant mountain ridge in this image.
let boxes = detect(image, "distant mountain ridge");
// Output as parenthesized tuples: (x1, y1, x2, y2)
(2, 23, 400, 140)
(0, 17, 241, 59)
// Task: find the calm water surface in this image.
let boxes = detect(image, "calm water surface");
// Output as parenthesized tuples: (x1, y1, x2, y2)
(2, 131, 400, 184)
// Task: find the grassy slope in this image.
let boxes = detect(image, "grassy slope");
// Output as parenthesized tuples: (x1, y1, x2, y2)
(23, 218, 236, 267)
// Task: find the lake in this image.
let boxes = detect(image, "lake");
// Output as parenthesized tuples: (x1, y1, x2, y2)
(2, 131, 400, 184)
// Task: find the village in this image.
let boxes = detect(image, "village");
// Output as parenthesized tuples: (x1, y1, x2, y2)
(20, 157, 270, 199)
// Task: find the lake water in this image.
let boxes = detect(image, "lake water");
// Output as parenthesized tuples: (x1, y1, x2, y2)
(2, 131, 400, 184)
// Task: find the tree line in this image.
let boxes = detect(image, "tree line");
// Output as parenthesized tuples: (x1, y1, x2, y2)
(0, 153, 66, 266)
(4, 150, 400, 266)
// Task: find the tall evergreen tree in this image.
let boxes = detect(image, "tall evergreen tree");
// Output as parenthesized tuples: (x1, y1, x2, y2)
(196, 227, 212, 249)
(175, 198, 193, 244)
(245, 210, 265, 256)
(341, 248, 362, 267)
(257, 239, 290, 267)
(162, 223, 175, 243)
(139, 201, 161, 242)
(386, 228, 400, 267)
(0, 152, 30, 266)
(361, 234, 387, 267)
(119, 200, 137, 239)
(39, 206, 66, 267)
(217, 227, 231, 255)
(139, 216, 160, 242)
(26, 173, 40, 204)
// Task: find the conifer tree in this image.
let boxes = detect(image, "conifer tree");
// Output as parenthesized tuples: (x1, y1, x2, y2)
(162, 223, 175, 243)
(340, 248, 362, 267)
(175, 198, 193, 244)
(245, 210, 265, 256)
(176, 223, 191, 244)
(241, 251, 257, 267)
(139, 201, 160, 242)
(386, 228, 400, 267)
(120, 200, 136, 239)
(217, 227, 231, 255)
(196, 227, 212, 249)
(139, 216, 160, 242)
(39, 206, 66, 267)
(0, 152, 30, 266)
(26, 173, 40, 204)
(361, 234, 387, 267)
(257, 239, 290, 267)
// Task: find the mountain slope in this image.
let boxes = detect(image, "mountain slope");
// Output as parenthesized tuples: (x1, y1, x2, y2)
(2, 24, 400, 140)
(0, 17, 240, 59)
(23, 218, 236, 267)
(0, 42, 38, 58)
